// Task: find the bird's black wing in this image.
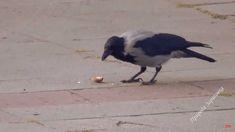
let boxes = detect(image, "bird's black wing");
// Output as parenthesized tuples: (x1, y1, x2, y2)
(134, 33, 190, 56)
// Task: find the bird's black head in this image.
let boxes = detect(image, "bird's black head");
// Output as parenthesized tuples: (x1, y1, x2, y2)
(102, 36, 124, 61)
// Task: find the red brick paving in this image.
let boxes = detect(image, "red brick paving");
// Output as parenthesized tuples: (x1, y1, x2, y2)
(0, 83, 215, 108)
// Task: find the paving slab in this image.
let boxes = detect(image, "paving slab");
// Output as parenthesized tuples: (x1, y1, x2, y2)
(0, 123, 56, 132)
(0, 0, 235, 132)
(2, 96, 234, 121)
(1, 96, 234, 131)
(0, 82, 209, 108)
(0, 78, 234, 108)
(1, 110, 234, 132)
(1, 0, 235, 93)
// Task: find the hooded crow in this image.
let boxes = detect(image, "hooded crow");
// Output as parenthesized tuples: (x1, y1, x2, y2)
(102, 30, 216, 85)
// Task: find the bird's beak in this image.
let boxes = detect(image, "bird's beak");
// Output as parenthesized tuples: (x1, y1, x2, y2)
(102, 50, 112, 61)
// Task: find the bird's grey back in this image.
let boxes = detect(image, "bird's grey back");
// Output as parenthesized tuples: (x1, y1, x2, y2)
(120, 30, 155, 46)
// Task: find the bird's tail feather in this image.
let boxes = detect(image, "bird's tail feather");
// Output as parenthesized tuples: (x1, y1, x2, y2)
(188, 41, 213, 49)
(182, 49, 216, 62)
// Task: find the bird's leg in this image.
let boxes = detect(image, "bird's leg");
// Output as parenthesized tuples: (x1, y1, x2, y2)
(142, 65, 162, 85)
(122, 67, 146, 83)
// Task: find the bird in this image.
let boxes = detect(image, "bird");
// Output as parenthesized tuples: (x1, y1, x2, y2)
(101, 30, 216, 85)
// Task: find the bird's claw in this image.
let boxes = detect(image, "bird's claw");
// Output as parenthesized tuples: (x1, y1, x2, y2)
(141, 80, 157, 85)
(121, 78, 143, 83)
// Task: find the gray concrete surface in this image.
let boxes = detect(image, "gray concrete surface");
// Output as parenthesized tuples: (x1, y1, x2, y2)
(0, 0, 235, 131)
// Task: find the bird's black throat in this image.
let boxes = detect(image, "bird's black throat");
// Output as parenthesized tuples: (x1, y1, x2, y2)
(111, 46, 136, 64)
(112, 52, 136, 64)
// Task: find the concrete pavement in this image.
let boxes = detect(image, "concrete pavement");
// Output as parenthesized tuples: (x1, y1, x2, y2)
(0, 0, 235, 131)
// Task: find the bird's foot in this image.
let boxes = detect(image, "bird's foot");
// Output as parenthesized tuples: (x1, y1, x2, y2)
(141, 80, 157, 85)
(121, 78, 143, 83)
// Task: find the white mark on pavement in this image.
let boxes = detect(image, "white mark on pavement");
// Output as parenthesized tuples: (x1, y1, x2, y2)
(190, 87, 224, 123)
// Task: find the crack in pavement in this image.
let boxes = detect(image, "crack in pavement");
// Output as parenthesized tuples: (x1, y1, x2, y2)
(1, 78, 234, 94)
(185, 1, 235, 7)
(116, 120, 158, 128)
(173, 1, 235, 23)
(174, 1, 235, 8)
(35, 108, 235, 122)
